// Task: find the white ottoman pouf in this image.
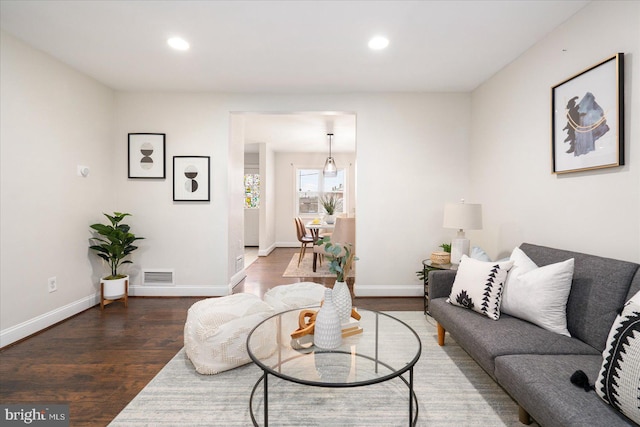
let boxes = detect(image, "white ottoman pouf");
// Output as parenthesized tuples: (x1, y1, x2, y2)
(184, 293, 275, 375)
(263, 282, 326, 339)
(263, 282, 326, 312)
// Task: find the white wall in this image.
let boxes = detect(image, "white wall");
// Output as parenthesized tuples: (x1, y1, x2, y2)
(114, 93, 232, 296)
(0, 31, 115, 346)
(470, 0, 640, 262)
(112, 93, 471, 298)
(259, 142, 277, 256)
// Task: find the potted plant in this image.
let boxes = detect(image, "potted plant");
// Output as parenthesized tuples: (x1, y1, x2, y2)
(89, 212, 144, 301)
(316, 237, 357, 322)
(319, 193, 342, 224)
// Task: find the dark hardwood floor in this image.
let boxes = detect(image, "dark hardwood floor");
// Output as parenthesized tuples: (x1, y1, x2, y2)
(0, 247, 421, 426)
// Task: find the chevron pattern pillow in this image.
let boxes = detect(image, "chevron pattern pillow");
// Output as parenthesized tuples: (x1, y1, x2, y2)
(595, 291, 640, 424)
(448, 255, 514, 320)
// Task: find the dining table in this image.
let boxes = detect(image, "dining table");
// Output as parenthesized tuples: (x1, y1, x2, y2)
(305, 220, 335, 240)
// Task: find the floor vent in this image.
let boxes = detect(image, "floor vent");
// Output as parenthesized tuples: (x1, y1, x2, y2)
(142, 269, 174, 285)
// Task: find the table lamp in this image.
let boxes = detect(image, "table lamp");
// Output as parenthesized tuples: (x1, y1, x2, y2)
(443, 200, 483, 264)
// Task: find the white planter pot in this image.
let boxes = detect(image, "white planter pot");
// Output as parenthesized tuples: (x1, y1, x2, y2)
(101, 276, 128, 299)
(324, 214, 336, 224)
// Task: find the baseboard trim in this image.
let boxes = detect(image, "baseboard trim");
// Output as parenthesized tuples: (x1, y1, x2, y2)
(128, 285, 229, 297)
(229, 270, 247, 291)
(258, 242, 278, 256)
(0, 294, 99, 348)
(354, 284, 423, 297)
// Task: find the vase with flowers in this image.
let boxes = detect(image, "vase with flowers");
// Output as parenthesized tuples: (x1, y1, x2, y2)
(315, 237, 357, 323)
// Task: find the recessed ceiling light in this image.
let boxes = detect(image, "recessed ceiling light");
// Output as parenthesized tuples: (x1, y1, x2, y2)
(167, 37, 190, 51)
(368, 36, 389, 50)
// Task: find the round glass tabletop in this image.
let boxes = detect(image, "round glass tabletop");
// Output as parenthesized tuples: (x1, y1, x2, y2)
(246, 308, 422, 387)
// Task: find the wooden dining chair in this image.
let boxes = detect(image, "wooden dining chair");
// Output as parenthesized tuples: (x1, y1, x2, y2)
(294, 218, 315, 266)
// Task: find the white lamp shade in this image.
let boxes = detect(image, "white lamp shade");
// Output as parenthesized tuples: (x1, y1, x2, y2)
(443, 203, 483, 230)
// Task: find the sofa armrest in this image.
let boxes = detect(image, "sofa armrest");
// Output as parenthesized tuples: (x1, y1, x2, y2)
(429, 270, 457, 299)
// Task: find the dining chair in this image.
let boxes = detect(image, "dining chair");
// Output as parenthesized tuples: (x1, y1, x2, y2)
(312, 217, 355, 272)
(294, 217, 315, 266)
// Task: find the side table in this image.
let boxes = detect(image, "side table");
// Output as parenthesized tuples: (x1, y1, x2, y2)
(422, 259, 457, 315)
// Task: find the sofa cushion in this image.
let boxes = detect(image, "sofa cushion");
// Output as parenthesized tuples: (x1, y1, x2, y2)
(520, 243, 640, 352)
(495, 354, 635, 427)
(430, 298, 599, 378)
(502, 247, 575, 336)
(448, 255, 513, 320)
(596, 291, 640, 424)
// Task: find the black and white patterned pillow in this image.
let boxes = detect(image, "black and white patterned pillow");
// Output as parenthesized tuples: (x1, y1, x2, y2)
(447, 255, 514, 320)
(596, 291, 640, 424)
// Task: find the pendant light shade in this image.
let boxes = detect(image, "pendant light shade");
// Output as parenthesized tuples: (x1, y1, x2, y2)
(323, 133, 338, 177)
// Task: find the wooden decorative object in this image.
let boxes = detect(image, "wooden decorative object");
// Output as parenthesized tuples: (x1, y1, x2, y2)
(430, 251, 451, 265)
(290, 307, 363, 339)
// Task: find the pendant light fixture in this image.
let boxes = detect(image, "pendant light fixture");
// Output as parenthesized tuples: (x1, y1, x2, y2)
(323, 133, 337, 177)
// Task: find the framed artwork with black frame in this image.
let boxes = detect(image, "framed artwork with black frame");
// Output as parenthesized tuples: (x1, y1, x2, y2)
(128, 133, 166, 179)
(551, 53, 624, 174)
(173, 156, 210, 202)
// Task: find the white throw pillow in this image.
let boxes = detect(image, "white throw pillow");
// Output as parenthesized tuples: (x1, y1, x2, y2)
(501, 247, 574, 336)
(595, 291, 640, 424)
(470, 246, 492, 262)
(448, 255, 514, 320)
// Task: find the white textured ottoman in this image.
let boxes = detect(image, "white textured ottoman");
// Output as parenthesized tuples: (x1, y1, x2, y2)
(263, 282, 326, 312)
(263, 282, 326, 339)
(184, 293, 275, 375)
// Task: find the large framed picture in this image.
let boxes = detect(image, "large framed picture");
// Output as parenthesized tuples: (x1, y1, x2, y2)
(551, 53, 624, 174)
(173, 156, 210, 202)
(128, 133, 166, 179)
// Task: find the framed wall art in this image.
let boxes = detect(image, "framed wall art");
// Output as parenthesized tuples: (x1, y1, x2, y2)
(173, 156, 210, 202)
(551, 53, 624, 174)
(128, 133, 166, 179)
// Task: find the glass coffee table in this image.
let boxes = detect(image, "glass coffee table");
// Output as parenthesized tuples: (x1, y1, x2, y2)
(246, 308, 421, 426)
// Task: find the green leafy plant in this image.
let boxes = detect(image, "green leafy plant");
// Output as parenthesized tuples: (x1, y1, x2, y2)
(89, 212, 144, 279)
(316, 237, 357, 282)
(319, 193, 342, 215)
(440, 243, 451, 253)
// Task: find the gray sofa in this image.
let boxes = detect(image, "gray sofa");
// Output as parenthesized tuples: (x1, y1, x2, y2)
(429, 243, 639, 427)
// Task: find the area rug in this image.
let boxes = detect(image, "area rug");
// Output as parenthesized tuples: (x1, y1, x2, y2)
(282, 252, 355, 278)
(109, 312, 538, 426)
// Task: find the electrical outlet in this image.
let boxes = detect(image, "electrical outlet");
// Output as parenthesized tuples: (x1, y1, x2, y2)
(48, 277, 57, 293)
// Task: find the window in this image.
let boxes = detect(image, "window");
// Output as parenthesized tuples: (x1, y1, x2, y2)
(244, 173, 260, 208)
(296, 168, 346, 216)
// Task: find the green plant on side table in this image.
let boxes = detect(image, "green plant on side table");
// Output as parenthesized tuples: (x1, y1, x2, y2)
(89, 212, 144, 309)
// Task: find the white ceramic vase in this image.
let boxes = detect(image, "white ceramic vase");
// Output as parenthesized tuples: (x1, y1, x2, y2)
(324, 214, 336, 224)
(332, 281, 352, 323)
(313, 288, 342, 349)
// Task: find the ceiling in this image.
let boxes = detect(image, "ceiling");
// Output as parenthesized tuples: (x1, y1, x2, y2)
(0, 0, 589, 153)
